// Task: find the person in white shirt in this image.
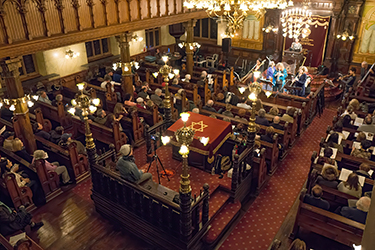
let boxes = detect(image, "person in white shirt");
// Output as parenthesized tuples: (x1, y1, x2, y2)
(341, 105, 357, 121)
(237, 97, 252, 110)
(101, 75, 121, 101)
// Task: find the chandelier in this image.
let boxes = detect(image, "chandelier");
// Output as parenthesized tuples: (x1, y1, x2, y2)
(281, 8, 312, 39)
(178, 41, 201, 50)
(184, 0, 293, 32)
(336, 30, 354, 41)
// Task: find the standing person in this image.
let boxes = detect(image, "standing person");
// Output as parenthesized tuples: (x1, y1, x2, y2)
(290, 38, 302, 52)
(360, 61, 374, 80)
(265, 61, 276, 91)
(273, 63, 287, 92)
(113, 103, 134, 144)
(293, 66, 307, 97)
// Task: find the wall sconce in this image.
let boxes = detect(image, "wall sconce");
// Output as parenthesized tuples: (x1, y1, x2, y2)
(131, 34, 143, 42)
(178, 42, 201, 50)
(65, 49, 80, 59)
(262, 25, 278, 34)
(336, 30, 354, 41)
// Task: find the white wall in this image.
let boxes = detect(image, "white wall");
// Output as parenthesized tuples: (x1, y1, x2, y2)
(109, 30, 147, 56)
(37, 43, 88, 77)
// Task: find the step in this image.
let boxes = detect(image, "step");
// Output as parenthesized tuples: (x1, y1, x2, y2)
(203, 201, 242, 245)
(207, 189, 231, 219)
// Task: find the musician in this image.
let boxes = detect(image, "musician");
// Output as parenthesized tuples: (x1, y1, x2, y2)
(360, 61, 374, 80)
(273, 63, 288, 92)
(339, 67, 356, 93)
(264, 61, 276, 91)
(290, 38, 302, 52)
(293, 66, 308, 97)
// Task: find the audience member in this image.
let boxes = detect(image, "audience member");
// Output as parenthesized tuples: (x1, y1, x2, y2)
(269, 106, 279, 116)
(13, 139, 32, 162)
(38, 91, 52, 105)
(316, 147, 338, 168)
(32, 150, 72, 185)
(342, 115, 356, 129)
(331, 122, 344, 139)
(94, 109, 108, 125)
(137, 85, 149, 100)
(341, 105, 357, 121)
(358, 116, 375, 133)
(356, 132, 367, 142)
(192, 108, 199, 114)
(136, 97, 146, 109)
(337, 173, 362, 198)
(270, 116, 284, 130)
(325, 132, 343, 153)
(184, 74, 191, 83)
(304, 185, 330, 210)
(124, 93, 137, 106)
(340, 196, 371, 224)
(216, 93, 225, 103)
(116, 144, 152, 183)
(351, 140, 372, 160)
(203, 100, 217, 113)
(151, 88, 163, 107)
(58, 133, 86, 155)
(51, 94, 63, 107)
(0, 200, 43, 236)
(49, 126, 64, 144)
(238, 108, 247, 118)
(260, 126, 274, 143)
(355, 163, 373, 179)
(172, 79, 182, 89)
(349, 98, 360, 111)
(0, 104, 13, 122)
(288, 239, 306, 250)
(222, 104, 234, 117)
(237, 97, 252, 109)
(255, 109, 270, 126)
(32, 123, 50, 140)
(2, 131, 15, 152)
(209, 114, 217, 119)
(316, 164, 339, 188)
(281, 107, 296, 123)
(112, 68, 122, 83)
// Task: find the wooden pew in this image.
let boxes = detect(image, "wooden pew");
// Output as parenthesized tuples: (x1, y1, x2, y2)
(291, 189, 364, 247)
(0, 233, 44, 250)
(34, 100, 71, 128)
(0, 172, 34, 210)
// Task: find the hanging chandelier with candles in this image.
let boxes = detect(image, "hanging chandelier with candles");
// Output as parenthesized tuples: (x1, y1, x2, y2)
(184, 0, 293, 33)
(281, 7, 312, 39)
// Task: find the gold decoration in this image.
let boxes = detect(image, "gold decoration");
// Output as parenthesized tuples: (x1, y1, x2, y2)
(188, 120, 208, 132)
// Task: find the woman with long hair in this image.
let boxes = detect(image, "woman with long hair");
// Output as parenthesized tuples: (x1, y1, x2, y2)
(316, 164, 339, 188)
(113, 103, 134, 144)
(273, 63, 288, 92)
(337, 173, 362, 198)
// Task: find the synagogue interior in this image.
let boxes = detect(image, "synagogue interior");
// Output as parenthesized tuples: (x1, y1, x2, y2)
(0, 0, 375, 249)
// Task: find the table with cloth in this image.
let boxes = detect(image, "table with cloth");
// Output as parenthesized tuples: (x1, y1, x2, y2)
(166, 112, 233, 171)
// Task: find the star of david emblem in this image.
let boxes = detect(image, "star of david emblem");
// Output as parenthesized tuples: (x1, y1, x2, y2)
(188, 120, 208, 132)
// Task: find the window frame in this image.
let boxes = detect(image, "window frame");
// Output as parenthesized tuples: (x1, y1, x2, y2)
(145, 28, 161, 50)
(19, 54, 39, 81)
(85, 38, 112, 62)
(194, 18, 218, 42)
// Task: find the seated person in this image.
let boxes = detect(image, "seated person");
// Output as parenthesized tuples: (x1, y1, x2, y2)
(255, 109, 270, 126)
(355, 163, 373, 179)
(341, 105, 357, 121)
(339, 196, 371, 224)
(260, 126, 275, 143)
(339, 67, 356, 93)
(288, 239, 306, 250)
(38, 91, 52, 105)
(237, 97, 252, 110)
(136, 97, 146, 109)
(137, 85, 149, 100)
(351, 140, 372, 160)
(124, 93, 137, 107)
(202, 100, 217, 113)
(0, 104, 13, 122)
(281, 107, 296, 123)
(112, 68, 122, 83)
(13, 139, 32, 163)
(183, 74, 191, 83)
(32, 150, 72, 185)
(316, 147, 338, 168)
(51, 94, 63, 107)
(32, 122, 50, 140)
(304, 185, 330, 210)
(268, 106, 279, 116)
(355, 131, 367, 143)
(270, 116, 284, 130)
(222, 104, 234, 117)
(331, 121, 345, 140)
(341, 114, 357, 129)
(113, 103, 134, 144)
(49, 126, 64, 144)
(0, 200, 43, 236)
(358, 116, 375, 134)
(171, 78, 182, 89)
(58, 133, 86, 155)
(116, 144, 152, 183)
(93, 109, 108, 125)
(192, 108, 199, 114)
(349, 99, 360, 111)
(325, 132, 343, 153)
(2, 131, 15, 152)
(216, 93, 225, 104)
(150, 88, 163, 107)
(337, 173, 362, 198)
(316, 164, 339, 188)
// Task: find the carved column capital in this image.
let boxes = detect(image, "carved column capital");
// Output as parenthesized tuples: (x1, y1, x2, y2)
(71, 0, 80, 8)
(86, 0, 94, 6)
(0, 57, 22, 78)
(54, 0, 64, 10)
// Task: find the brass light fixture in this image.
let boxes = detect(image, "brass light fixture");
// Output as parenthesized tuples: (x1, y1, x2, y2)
(65, 49, 80, 59)
(336, 30, 354, 41)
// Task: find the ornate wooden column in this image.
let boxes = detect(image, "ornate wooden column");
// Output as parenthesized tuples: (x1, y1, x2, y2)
(361, 184, 375, 250)
(35, 0, 50, 36)
(12, 0, 32, 40)
(86, 0, 95, 28)
(116, 33, 133, 97)
(183, 19, 196, 75)
(54, 0, 66, 33)
(100, 0, 109, 26)
(0, 2, 11, 44)
(71, 0, 82, 31)
(0, 57, 36, 153)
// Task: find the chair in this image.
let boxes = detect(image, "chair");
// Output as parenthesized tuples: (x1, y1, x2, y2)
(206, 54, 219, 68)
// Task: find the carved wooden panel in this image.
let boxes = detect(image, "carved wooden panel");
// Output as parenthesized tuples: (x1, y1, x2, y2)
(93, 0, 105, 27)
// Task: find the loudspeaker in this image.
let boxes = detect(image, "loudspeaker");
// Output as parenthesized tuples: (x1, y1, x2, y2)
(222, 38, 231, 53)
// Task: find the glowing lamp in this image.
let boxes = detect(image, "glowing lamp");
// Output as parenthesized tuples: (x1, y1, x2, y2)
(249, 92, 257, 101)
(0, 103, 3, 108)
(180, 112, 190, 122)
(179, 144, 189, 156)
(173, 69, 180, 76)
(161, 136, 171, 145)
(32, 95, 38, 101)
(239, 87, 246, 94)
(199, 137, 210, 146)
(353, 245, 361, 250)
(168, 73, 175, 79)
(92, 98, 100, 106)
(77, 83, 85, 91)
(9, 105, 15, 111)
(113, 63, 117, 70)
(162, 56, 169, 63)
(68, 107, 76, 115)
(265, 91, 272, 98)
(71, 99, 77, 106)
(27, 100, 34, 108)
(253, 71, 261, 79)
(336, 34, 341, 39)
(178, 43, 184, 48)
(89, 105, 97, 113)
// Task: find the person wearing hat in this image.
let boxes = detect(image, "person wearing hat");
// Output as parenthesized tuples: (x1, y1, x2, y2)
(116, 144, 152, 183)
(136, 97, 146, 109)
(32, 150, 72, 185)
(2, 131, 15, 152)
(58, 133, 86, 155)
(94, 109, 108, 125)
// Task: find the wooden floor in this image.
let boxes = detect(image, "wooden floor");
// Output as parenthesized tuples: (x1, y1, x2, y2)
(28, 181, 155, 250)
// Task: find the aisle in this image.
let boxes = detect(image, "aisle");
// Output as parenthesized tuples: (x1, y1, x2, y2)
(220, 109, 336, 250)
